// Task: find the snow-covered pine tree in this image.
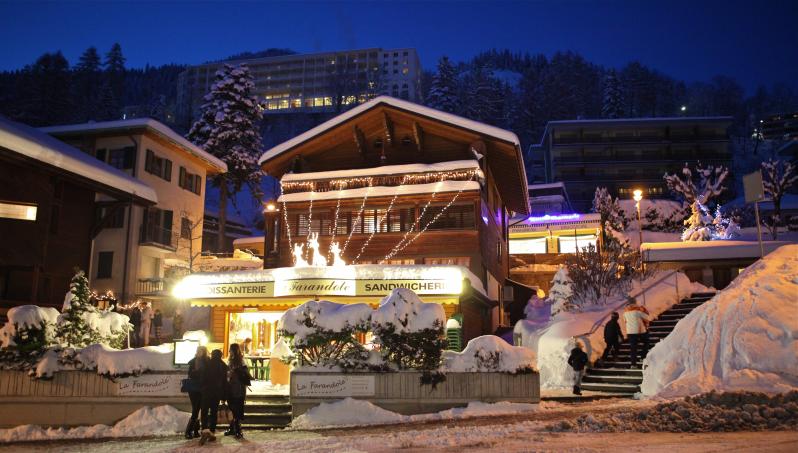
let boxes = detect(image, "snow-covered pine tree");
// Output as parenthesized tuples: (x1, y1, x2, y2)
(761, 158, 798, 240)
(601, 69, 623, 119)
(103, 43, 125, 117)
(664, 162, 729, 205)
(712, 205, 740, 240)
(592, 187, 625, 249)
(425, 56, 459, 114)
(56, 270, 101, 348)
(188, 63, 264, 252)
(72, 47, 102, 122)
(463, 65, 504, 126)
(548, 266, 574, 315)
(681, 198, 713, 241)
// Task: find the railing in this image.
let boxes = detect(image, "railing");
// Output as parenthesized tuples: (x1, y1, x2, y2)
(553, 135, 728, 146)
(139, 224, 177, 249)
(571, 270, 680, 341)
(136, 277, 176, 295)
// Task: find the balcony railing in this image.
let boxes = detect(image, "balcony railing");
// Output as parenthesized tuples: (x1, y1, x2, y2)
(139, 224, 177, 250)
(552, 134, 728, 146)
(136, 278, 176, 296)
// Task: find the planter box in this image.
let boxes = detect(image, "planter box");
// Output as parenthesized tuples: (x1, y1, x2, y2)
(290, 370, 540, 417)
(0, 370, 189, 427)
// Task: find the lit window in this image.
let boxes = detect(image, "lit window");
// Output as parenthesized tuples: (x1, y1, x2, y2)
(509, 237, 547, 254)
(324, 97, 332, 106)
(0, 202, 37, 221)
(558, 235, 598, 254)
(279, 99, 289, 109)
(402, 68, 409, 74)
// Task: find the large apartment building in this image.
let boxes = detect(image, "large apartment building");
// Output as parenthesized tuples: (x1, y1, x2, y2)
(528, 117, 734, 211)
(176, 47, 422, 126)
(41, 119, 226, 304)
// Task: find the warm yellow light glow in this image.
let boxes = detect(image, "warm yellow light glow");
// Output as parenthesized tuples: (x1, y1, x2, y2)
(265, 202, 277, 212)
(633, 189, 643, 202)
(0, 202, 37, 221)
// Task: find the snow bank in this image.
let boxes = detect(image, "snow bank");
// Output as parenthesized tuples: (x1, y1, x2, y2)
(372, 288, 445, 333)
(280, 300, 372, 343)
(85, 310, 130, 338)
(291, 397, 538, 429)
(0, 305, 59, 348)
(514, 271, 699, 389)
(34, 344, 175, 378)
(0, 405, 189, 443)
(641, 245, 798, 398)
(442, 335, 536, 373)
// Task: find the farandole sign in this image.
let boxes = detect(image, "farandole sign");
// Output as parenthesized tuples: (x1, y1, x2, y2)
(189, 278, 462, 299)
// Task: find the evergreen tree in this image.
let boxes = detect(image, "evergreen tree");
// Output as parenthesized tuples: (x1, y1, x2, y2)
(95, 82, 119, 121)
(601, 69, 623, 119)
(592, 187, 626, 250)
(56, 271, 100, 348)
(548, 266, 574, 315)
(17, 51, 72, 126)
(103, 43, 125, 116)
(682, 199, 713, 241)
(463, 65, 503, 125)
(188, 63, 263, 252)
(425, 56, 459, 113)
(73, 46, 102, 121)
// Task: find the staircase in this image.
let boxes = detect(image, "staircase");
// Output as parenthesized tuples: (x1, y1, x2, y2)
(220, 395, 292, 430)
(579, 292, 715, 396)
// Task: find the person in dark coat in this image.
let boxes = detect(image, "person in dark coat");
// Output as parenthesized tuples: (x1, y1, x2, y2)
(567, 342, 589, 395)
(225, 343, 252, 439)
(184, 346, 208, 439)
(199, 349, 228, 445)
(602, 312, 624, 360)
(129, 304, 141, 347)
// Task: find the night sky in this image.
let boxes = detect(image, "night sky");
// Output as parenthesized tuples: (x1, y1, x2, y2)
(1, 0, 796, 92)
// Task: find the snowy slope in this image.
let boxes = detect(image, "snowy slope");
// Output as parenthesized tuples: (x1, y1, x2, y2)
(641, 244, 798, 398)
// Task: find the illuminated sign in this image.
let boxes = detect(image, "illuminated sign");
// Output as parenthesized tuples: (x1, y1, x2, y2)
(180, 278, 462, 299)
(526, 213, 581, 223)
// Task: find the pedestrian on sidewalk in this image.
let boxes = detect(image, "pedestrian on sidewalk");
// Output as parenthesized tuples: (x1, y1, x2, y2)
(153, 309, 163, 344)
(140, 301, 154, 346)
(225, 343, 252, 439)
(623, 297, 650, 368)
(567, 342, 589, 395)
(199, 349, 228, 445)
(184, 345, 208, 439)
(602, 312, 624, 361)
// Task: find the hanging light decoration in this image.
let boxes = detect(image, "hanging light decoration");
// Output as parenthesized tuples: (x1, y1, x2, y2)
(341, 177, 373, 255)
(353, 175, 409, 263)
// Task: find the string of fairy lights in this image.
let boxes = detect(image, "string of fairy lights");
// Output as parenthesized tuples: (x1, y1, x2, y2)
(352, 175, 410, 263)
(279, 168, 481, 266)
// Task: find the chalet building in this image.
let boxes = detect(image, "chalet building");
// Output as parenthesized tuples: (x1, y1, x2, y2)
(41, 119, 226, 305)
(528, 117, 734, 211)
(177, 96, 529, 350)
(0, 117, 156, 318)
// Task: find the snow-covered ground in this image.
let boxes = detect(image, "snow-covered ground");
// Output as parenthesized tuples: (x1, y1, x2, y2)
(642, 244, 798, 398)
(514, 271, 705, 389)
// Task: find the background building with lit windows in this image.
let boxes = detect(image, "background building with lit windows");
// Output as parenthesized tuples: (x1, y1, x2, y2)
(176, 48, 422, 127)
(527, 117, 734, 211)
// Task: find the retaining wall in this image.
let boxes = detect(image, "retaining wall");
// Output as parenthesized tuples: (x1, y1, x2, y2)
(0, 370, 190, 428)
(290, 371, 540, 417)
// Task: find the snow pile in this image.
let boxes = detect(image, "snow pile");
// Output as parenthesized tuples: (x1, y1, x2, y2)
(442, 335, 536, 373)
(85, 310, 130, 339)
(270, 338, 293, 359)
(34, 343, 175, 378)
(280, 300, 372, 343)
(514, 271, 700, 389)
(0, 305, 59, 348)
(291, 397, 538, 429)
(641, 245, 798, 398)
(372, 287, 445, 333)
(549, 391, 798, 433)
(0, 405, 189, 443)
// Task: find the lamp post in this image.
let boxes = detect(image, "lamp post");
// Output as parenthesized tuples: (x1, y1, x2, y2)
(263, 201, 279, 268)
(633, 189, 646, 305)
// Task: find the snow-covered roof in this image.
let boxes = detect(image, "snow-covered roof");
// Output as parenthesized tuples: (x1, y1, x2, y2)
(259, 96, 521, 165)
(278, 180, 480, 203)
(41, 118, 227, 173)
(545, 116, 734, 127)
(281, 160, 481, 182)
(642, 240, 792, 262)
(0, 116, 158, 203)
(233, 236, 265, 245)
(528, 182, 565, 190)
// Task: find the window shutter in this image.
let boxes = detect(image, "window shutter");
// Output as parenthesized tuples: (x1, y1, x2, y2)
(179, 167, 186, 188)
(194, 175, 202, 194)
(95, 148, 107, 162)
(164, 159, 172, 181)
(145, 149, 154, 173)
(163, 210, 173, 231)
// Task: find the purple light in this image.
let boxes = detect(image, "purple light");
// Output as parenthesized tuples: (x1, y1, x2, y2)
(526, 213, 581, 223)
(482, 215, 489, 225)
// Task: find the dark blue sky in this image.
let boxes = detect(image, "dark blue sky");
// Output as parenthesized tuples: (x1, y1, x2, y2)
(1, 0, 796, 93)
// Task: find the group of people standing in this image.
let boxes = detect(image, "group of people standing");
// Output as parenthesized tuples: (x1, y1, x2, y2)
(567, 297, 651, 395)
(184, 343, 252, 445)
(125, 302, 181, 347)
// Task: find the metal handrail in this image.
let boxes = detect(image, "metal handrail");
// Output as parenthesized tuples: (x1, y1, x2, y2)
(572, 269, 679, 341)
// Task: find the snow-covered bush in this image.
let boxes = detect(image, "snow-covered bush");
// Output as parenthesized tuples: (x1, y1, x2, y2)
(278, 300, 372, 368)
(371, 288, 447, 371)
(442, 335, 536, 373)
(642, 244, 798, 398)
(681, 199, 713, 241)
(592, 187, 627, 249)
(33, 343, 175, 378)
(642, 203, 689, 232)
(0, 305, 59, 362)
(564, 243, 637, 309)
(664, 162, 729, 205)
(711, 205, 740, 240)
(761, 158, 798, 240)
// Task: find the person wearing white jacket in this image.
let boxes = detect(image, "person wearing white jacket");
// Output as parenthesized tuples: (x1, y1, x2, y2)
(140, 302, 154, 346)
(623, 298, 650, 368)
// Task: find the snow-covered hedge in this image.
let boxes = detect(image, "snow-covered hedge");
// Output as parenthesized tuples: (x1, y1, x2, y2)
(372, 288, 447, 371)
(0, 305, 59, 352)
(642, 244, 798, 398)
(33, 343, 175, 378)
(442, 335, 536, 373)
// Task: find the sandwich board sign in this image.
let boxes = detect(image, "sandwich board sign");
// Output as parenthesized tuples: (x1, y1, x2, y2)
(743, 170, 765, 203)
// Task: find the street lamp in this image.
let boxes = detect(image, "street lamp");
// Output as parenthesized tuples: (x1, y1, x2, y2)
(633, 189, 643, 249)
(680, 105, 687, 112)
